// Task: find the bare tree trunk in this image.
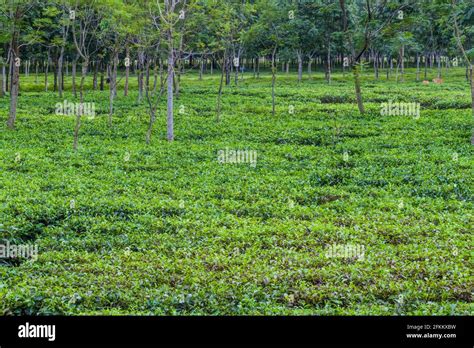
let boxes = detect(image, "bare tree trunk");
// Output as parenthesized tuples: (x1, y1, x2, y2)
(225, 56, 230, 85)
(137, 50, 144, 103)
(400, 45, 404, 82)
(145, 57, 151, 93)
(145, 108, 155, 145)
(416, 54, 420, 81)
(44, 52, 50, 92)
(297, 50, 302, 83)
(159, 58, 164, 88)
(216, 50, 227, 122)
(58, 46, 65, 97)
(72, 58, 77, 98)
(0, 64, 5, 97)
(7, 35, 20, 129)
(53, 58, 58, 92)
(167, 40, 174, 141)
(271, 48, 277, 116)
(35, 60, 38, 83)
(73, 60, 88, 151)
(153, 60, 158, 93)
(108, 51, 118, 127)
(99, 62, 104, 91)
(470, 67, 474, 144)
(437, 53, 441, 78)
(326, 46, 331, 84)
(374, 51, 379, 79)
(175, 35, 183, 97)
(234, 55, 239, 85)
(390, 56, 393, 77)
(199, 57, 204, 80)
(216, 52, 226, 121)
(395, 55, 400, 83)
(93, 61, 98, 90)
(8, 56, 12, 92)
(424, 54, 428, 80)
(124, 45, 129, 96)
(307, 58, 312, 79)
(352, 64, 364, 114)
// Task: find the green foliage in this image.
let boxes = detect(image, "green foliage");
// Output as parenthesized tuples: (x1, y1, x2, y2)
(0, 69, 471, 315)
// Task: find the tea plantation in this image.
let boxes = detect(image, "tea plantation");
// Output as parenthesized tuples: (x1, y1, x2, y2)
(0, 69, 472, 315)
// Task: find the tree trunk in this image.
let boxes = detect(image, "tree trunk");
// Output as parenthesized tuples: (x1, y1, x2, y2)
(234, 55, 239, 85)
(424, 55, 428, 80)
(124, 45, 129, 96)
(326, 45, 331, 83)
(400, 45, 404, 82)
(271, 49, 276, 116)
(72, 58, 77, 98)
(73, 60, 88, 151)
(225, 56, 230, 86)
(44, 54, 50, 92)
(99, 62, 104, 91)
(108, 51, 118, 127)
(416, 54, 420, 82)
(389, 56, 393, 77)
(58, 46, 65, 97)
(374, 52, 379, 79)
(307, 58, 312, 79)
(35, 60, 38, 84)
(470, 66, 474, 109)
(470, 67, 474, 144)
(93, 61, 98, 90)
(7, 36, 20, 129)
(175, 41, 182, 97)
(53, 58, 58, 92)
(199, 57, 203, 80)
(159, 58, 164, 88)
(153, 60, 158, 93)
(145, 59, 151, 92)
(352, 64, 364, 114)
(1, 64, 5, 97)
(216, 52, 225, 121)
(395, 55, 400, 83)
(167, 41, 174, 141)
(257, 57, 260, 78)
(138, 50, 144, 102)
(297, 51, 302, 83)
(437, 53, 441, 78)
(8, 56, 12, 92)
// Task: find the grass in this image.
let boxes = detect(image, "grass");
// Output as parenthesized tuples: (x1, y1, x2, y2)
(0, 67, 472, 315)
